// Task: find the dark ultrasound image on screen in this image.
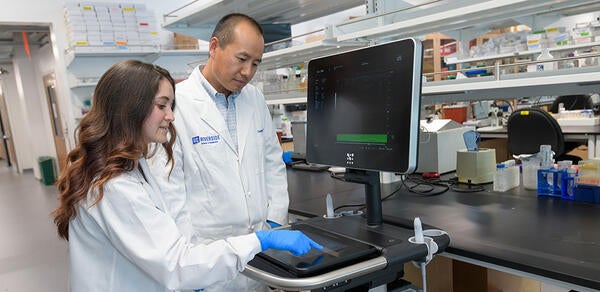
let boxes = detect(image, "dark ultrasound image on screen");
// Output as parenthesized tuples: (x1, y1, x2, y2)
(307, 38, 422, 173)
(316, 70, 397, 150)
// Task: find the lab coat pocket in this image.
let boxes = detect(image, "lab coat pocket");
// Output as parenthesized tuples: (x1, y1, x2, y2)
(188, 151, 215, 206)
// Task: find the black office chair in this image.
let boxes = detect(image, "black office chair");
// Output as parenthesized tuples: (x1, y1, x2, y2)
(507, 107, 581, 163)
(549, 94, 594, 114)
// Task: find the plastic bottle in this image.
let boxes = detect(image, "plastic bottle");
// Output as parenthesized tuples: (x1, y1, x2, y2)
(281, 117, 292, 137)
(493, 160, 520, 192)
(558, 102, 566, 119)
(564, 52, 576, 69)
(539, 145, 554, 169)
(281, 75, 289, 92)
(537, 145, 560, 196)
(294, 66, 302, 91)
(493, 163, 507, 192)
(556, 160, 573, 191)
(536, 48, 555, 71)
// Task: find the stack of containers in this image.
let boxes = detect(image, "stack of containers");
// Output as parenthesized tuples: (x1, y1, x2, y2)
(64, 2, 160, 53)
(133, 4, 161, 52)
(526, 30, 546, 51)
(64, 3, 93, 52)
(525, 27, 569, 52)
(545, 27, 569, 47)
(572, 24, 594, 44)
(493, 159, 520, 192)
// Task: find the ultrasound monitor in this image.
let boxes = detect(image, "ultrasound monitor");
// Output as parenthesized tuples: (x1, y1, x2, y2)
(306, 38, 423, 226)
(306, 38, 422, 173)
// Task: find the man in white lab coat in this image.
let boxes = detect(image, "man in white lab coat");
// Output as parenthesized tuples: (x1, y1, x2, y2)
(149, 13, 289, 291)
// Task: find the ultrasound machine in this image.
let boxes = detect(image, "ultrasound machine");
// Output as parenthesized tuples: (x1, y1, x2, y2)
(244, 38, 450, 291)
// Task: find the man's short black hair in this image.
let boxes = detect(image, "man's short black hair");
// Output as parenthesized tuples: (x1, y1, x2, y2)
(212, 13, 264, 48)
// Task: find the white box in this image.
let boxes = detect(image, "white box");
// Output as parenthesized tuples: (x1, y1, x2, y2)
(88, 40, 103, 46)
(67, 23, 87, 32)
(96, 13, 111, 21)
(86, 24, 101, 32)
(111, 16, 125, 24)
(556, 117, 600, 126)
(416, 119, 474, 173)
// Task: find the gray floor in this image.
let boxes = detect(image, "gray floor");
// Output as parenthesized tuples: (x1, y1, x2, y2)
(0, 164, 69, 292)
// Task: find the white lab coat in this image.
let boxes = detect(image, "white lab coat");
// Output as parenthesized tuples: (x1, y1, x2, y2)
(148, 67, 289, 291)
(68, 158, 262, 291)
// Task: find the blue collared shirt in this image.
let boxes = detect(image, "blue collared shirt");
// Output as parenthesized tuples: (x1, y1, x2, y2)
(198, 74, 240, 151)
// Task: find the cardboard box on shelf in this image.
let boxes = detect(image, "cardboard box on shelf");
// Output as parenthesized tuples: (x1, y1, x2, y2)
(174, 33, 199, 50)
(306, 34, 324, 43)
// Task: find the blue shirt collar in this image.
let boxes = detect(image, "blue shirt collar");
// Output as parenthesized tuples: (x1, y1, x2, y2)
(198, 71, 241, 102)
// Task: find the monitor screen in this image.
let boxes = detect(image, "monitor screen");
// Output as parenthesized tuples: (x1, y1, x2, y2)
(306, 38, 422, 173)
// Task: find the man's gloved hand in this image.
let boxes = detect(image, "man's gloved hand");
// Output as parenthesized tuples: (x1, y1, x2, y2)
(255, 230, 323, 256)
(267, 220, 281, 228)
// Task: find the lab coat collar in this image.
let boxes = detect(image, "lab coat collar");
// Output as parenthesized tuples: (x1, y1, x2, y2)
(197, 71, 241, 103)
(187, 68, 238, 155)
(192, 67, 256, 160)
(138, 158, 168, 212)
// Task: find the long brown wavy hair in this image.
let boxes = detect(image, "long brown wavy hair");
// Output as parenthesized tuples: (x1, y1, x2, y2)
(52, 60, 176, 240)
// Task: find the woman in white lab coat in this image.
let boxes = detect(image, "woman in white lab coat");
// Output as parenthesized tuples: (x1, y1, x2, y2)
(52, 60, 321, 291)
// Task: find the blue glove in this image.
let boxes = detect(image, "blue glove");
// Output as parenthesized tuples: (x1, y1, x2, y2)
(255, 230, 323, 256)
(282, 151, 294, 164)
(267, 220, 281, 228)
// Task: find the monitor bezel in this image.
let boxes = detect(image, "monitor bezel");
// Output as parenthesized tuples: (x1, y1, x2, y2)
(305, 38, 423, 174)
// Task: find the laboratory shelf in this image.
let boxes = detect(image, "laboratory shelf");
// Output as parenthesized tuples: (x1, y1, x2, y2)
(65, 47, 207, 128)
(64, 48, 160, 66)
(335, 0, 600, 42)
(256, 0, 600, 74)
(265, 97, 307, 105)
(422, 66, 600, 103)
(259, 39, 367, 71)
(161, 0, 600, 106)
(263, 91, 307, 105)
(265, 66, 600, 105)
(158, 49, 205, 56)
(445, 40, 600, 65)
(162, 0, 364, 40)
(68, 81, 97, 89)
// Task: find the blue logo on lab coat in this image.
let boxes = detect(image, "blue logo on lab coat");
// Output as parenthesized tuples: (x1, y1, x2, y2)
(192, 135, 220, 145)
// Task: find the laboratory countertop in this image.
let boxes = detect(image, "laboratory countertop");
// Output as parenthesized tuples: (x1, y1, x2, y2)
(285, 168, 600, 290)
(476, 124, 600, 135)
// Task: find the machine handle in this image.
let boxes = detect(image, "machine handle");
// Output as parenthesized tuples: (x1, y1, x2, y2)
(242, 256, 387, 291)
